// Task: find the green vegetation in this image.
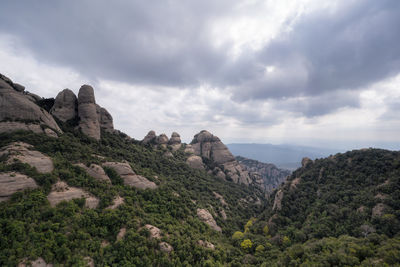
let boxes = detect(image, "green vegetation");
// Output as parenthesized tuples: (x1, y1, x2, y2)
(0, 127, 399, 266)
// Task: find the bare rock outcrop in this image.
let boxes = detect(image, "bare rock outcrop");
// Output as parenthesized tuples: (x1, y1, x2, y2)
(1, 142, 54, 173)
(0, 172, 39, 202)
(159, 242, 173, 253)
(197, 208, 222, 232)
(198, 240, 215, 250)
(0, 74, 62, 136)
(18, 257, 53, 267)
(372, 203, 386, 217)
(144, 224, 162, 239)
(78, 85, 100, 140)
(96, 104, 114, 133)
(169, 132, 182, 151)
(106, 195, 125, 209)
(190, 130, 251, 185)
(142, 130, 157, 144)
(75, 163, 111, 183)
(116, 227, 127, 241)
(272, 189, 284, 211)
(184, 144, 195, 154)
(186, 155, 204, 170)
(47, 181, 99, 208)
(301, 157, 313, 168)
(213, 192, 227, 207)
(102, 161, 157, 189)
(50, 89, 77, 122)
(156, 134, 169, 148)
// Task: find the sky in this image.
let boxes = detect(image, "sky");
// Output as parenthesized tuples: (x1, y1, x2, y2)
(0, 0, 399, 150)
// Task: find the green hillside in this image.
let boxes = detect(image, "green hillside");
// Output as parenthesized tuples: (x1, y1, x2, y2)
(0, 127, 265, 266)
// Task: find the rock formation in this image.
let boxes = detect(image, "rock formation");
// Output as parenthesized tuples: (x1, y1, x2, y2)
(142, 130, 157, 144)
(272, 189, 284, 211)
(0, 73, 61, 137)
(144, 224, 162, 239)
(47, 181, 99, 208)
(96, 104, 114, 133)
(186, 155, 204, 170)
(116, 228, 127, 241)
(198, 240, 215, 250)
(50, 89, 77, 122)
(78, 85, 101, 140)
(102, 161, 157, 189)
(189, 130, 251, 185)
(0, 172, 39, 202)
(18, 257, 53, 267)
(106, 195, 124, 209)
(159, 242, 173, 253)
(169, 132, 182, 151)
(197, 208, 221, 232)
(213, 192, 227, 206)
(1, 142, 54, 173)
(236, 156, 290, 192)
(74, 163, 111, 183)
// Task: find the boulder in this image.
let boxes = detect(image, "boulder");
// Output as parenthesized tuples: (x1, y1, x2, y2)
(197, 240, 215, 250)
(184, 144, 195, 154)
(106, 195, 124, 209)
(18, 257, 53, 267)
(169, 132, 182, 151)
(116, 227, 126, 241)
(47, 181, 99, 208)
(197, 208, 222, 232)
(50, 89, 78, 122)
(213, 192, 227, 206)
(272, 189, 284, 211)
(75, 163, 111, 183)
(220, 209, 227, 220)
(186, 155, 204, 170)
(0, 74, 62, 135)
(159, 242, 173, 253)
(78, 85, 100, 140)
(0, 172, 39, 202)
(144, 224, 162, 239)
(96, 104, 114, 132)
(142, 130, 157, 144)
(156, 134, 169, 145)
(1, 142, 54, 173)
(84, 257, 94, 267)
(102, 162, 157, 189)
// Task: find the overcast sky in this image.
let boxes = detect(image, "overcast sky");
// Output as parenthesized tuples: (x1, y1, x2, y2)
(1, 0, 399, 150)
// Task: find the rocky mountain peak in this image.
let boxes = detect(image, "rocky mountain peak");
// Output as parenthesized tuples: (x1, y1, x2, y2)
(51, 88, 78, 122)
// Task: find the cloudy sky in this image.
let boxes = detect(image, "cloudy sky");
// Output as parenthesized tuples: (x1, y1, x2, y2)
(1, 0, 399, 150)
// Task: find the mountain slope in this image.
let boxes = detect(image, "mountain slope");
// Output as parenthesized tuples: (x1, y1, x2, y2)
(236, 156, 291, 192)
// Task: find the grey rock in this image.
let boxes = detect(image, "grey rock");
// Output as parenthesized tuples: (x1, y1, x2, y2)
(78, 85, 100, 140)
(96, 105, 114, 132)
(13, 83, 25, 92)
(2, 142, 54, 173)
(144, 224, 162, 239)
(106, 195, 124, 209)
(102, 161, 157, 189)
(47, 181, 99, 208)
(197, 208, 222, 232)
(197, 240, 215, 250)
(50, 89, 77, 122)
(186, 155, 204, 170)
(0, 172, 39, 202)
(74, 163, 111, 183)
(159, 242, 173, 253)
(169, 132, 182, 151)
(116, 227, 126, 241)
(272, 189, 284, 211)
(0, 74, 62, 134)
(18, 257, 53, 267)
(142, 130, 157, 144)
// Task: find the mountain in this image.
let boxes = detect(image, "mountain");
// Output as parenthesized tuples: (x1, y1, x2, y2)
(227, 143, 342, 170)
(1, 73, 399, 266)
(236, 156, 291, 192)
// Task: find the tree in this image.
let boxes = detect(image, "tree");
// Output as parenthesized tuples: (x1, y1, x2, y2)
(241, 239, 253, 251)
(232, 231, 244, 241)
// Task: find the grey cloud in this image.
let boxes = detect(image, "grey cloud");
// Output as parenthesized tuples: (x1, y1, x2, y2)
(0, 0, 399, 120)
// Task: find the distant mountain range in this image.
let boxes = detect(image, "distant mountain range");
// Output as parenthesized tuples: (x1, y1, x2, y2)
(227, 143, 343, 170)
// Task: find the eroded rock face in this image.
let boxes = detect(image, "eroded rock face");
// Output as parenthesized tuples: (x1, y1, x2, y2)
(144, 224, 162, 239)
(50, 89, 77, 122)
(102, 162, 157, 189)
(272, 189, 284, 211)
(0, 172, 39, 202)
(184, 144, 195, 154)
(198, 240, 215, 250)
(142, 130, 157, 144)
(156, 134, 169, 147)
(169, 132, 182, 151)
(186, 155, 204, 170)
(96, 104, 114, 133)
(301, 157, 313, 168)
(190, 130, 251, 185)
(116, 227, 126, 241)
(78, 85, 100, 140)
(47, 181, 99, 208)
(372, 203, 386, 217)
(159, 242, 173, 253)
(75, 163, 111, 183)
(1, 142, 54, 173)
(18, 257, 53, 267)
(213, 192, 227, 207)
(197, 208, 222, 232)
(0, 74, 62, 135)
(106, 195, 124, 209)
